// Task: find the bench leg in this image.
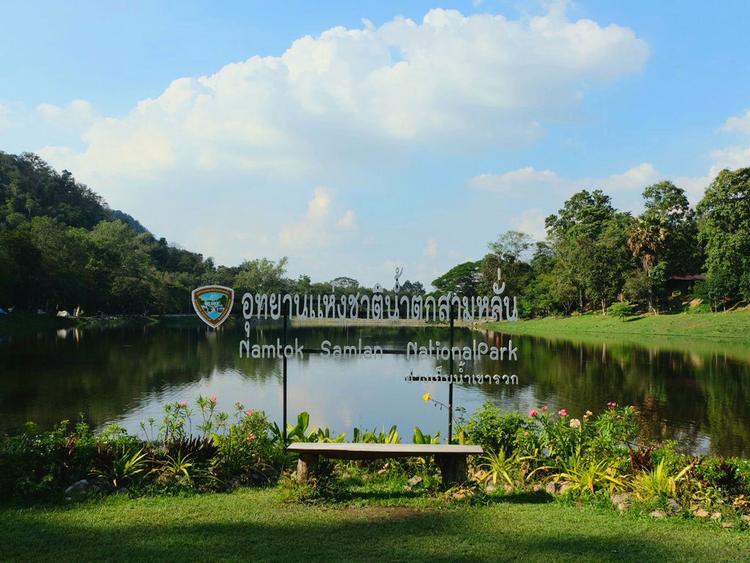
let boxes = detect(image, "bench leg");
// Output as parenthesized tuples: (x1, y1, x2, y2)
(435, 454, 468, 487)
(297, 453, 318, 482)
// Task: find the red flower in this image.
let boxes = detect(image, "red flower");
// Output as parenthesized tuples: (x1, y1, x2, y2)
(528, 409, 538, 418)
(558, 408, 569, 417)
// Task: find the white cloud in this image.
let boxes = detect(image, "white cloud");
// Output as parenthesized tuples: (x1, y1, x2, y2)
(722, 110, 750, 134)
(37, 100, 98, 130)
(512, 208, 548, 242)
(336, 209, 357, 230)
(37, 7, 648, 198)
(279, 187, 356, 248)
(423, 239, 438, 257)
(471, 162, 659, 197)
(471, 167, 560, 193)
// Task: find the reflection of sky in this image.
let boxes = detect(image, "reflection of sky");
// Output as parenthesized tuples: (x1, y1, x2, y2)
(8, 323, 748, 454)
(112, 331, 530, 440)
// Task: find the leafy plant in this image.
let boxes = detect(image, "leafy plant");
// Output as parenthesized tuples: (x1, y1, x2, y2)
(413, 427, 440, 445)
(352, 425, 400, 444)
(465, 403, 526, 455)
(153, 451, 194, 485)
(476, 450, 519, 488)
(631, 459, 693, 500)
(551, 456, 625, 494)
(92, 447, 149, 488)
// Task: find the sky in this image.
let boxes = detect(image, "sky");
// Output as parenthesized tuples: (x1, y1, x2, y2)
(2, 0, 750, 287)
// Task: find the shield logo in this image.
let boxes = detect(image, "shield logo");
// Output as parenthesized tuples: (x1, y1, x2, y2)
(191, 286, 234, 328)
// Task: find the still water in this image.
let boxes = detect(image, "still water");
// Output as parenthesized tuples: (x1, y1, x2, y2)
(1, 322, 749, 456)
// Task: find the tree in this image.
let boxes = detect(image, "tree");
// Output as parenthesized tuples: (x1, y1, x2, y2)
(234, 257, 290, 294)
(697, 168, 750, 306)
(432, 261, 481, 295)
(330, 277, 359, 291)
(545, 190, 625, 312)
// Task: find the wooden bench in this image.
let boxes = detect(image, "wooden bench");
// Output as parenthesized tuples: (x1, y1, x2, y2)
(287, 442, 483, 486)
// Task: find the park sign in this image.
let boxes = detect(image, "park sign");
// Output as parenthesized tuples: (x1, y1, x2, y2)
(192, 285, 234, 328)
(191, 268, 519, 442)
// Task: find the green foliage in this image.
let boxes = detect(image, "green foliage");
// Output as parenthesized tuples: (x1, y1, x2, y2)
(93, 448, 149, 489)
(431, 261, 481, 296)
(552, 456, 625, 494)
(630, 459, 692, 500)
(697, 168, 750, 306)
(352, 425, 401, 444)
(608, 301, 634, 319)
(465, 402, 526, 456)
(476, 450, 520, 488)
(412, 427, 440, 444)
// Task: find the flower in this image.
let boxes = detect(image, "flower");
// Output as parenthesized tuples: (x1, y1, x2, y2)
(584, 410, 593, 419)
(528, 409, 538, 418)
(245, 409, 255, 417)
(210, 394, 217, 403)
(541, 405, 549, 413)
(423, 393, 432, 402)
(558, 408, 568, 417)
(246, 433, 256, 443)
(607, 401, 617, 410)
(569, 418, 581, 429)
(178, 401, 188, 408)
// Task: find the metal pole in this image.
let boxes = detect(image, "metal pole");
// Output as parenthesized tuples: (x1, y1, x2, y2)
(283, 313, 288, 445)
(448, 308, 454, 443)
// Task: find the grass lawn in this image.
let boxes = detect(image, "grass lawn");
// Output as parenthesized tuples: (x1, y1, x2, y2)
(486, 309, 750, 342)
(2, 488, 749, 562)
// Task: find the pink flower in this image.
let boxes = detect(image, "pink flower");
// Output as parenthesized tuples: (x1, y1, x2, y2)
(246, 433, 256, 443)
(178, 401, 188, 408)
(558, 408, 568, 417)
(528, 409, 538, 418)
(245, 409, 255, 417)
(607, 401, 617, 410)
(541, 405, 549, 413)
(210, 394, 217, 403)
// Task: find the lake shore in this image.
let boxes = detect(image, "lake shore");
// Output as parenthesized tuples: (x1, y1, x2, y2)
(485, 309, 750, 342)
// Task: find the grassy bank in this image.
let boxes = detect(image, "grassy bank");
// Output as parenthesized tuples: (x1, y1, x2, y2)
(486, 309, 750, 341)
(1, 488, 748, 562)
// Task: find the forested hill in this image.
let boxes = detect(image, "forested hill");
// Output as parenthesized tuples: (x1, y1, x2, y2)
(0, 152, 216, 314)
(0, 152, 419, 316)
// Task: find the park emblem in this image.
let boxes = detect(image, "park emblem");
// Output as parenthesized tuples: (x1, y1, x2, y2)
(192, 285, 234, 328)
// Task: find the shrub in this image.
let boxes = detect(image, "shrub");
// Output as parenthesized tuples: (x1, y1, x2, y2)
(608, 301, 634, 319)
(213, 409, 283, 483)
(0, 420, 96, 499)
(465, 402, 527, 455)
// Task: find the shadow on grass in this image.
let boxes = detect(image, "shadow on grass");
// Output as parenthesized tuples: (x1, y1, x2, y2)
(481, 490, 554, 504)
(0, 501, 727, 563)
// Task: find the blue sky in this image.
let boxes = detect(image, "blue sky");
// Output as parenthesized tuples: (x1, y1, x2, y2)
(2, 0, 750, 286)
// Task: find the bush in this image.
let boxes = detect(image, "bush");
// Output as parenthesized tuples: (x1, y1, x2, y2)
(608, 301, 634, 319)
(465, 402, 527, 455)
(0, 420, 96, 499)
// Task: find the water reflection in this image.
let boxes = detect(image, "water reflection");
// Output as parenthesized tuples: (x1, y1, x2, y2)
(0, 322, 749, 456)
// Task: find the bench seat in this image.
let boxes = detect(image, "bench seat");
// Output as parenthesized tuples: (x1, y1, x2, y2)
(287, 442, 483, 486)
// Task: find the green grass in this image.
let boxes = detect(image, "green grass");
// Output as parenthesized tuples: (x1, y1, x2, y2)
(1, 488, 749, 562)
(487, 309, 750, 342)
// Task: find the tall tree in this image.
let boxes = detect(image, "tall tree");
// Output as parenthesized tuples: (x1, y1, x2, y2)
(697, 168, 750, 306)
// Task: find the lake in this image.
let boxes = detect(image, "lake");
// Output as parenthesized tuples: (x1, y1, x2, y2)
(1, 321, 749, 456)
